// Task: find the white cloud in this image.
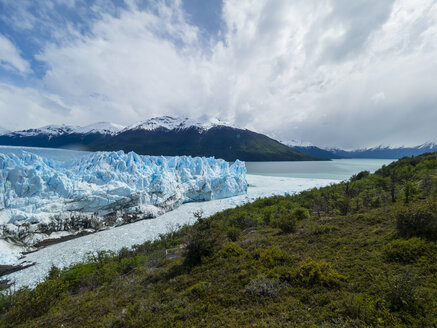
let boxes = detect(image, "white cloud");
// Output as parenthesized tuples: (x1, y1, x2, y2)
(0, 34, 30, 74)
(371, 92, 386, 104)
(0, 83, 71, 130)
(0, 0, 436, 148)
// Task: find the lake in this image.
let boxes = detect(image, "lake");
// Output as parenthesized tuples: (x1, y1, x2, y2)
(245, 158, 394, 181)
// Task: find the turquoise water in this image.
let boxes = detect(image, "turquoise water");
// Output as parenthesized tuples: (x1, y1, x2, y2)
(245, 159, 394, 181)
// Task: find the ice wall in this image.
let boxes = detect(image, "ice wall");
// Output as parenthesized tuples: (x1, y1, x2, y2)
(0, 150, 247, 246)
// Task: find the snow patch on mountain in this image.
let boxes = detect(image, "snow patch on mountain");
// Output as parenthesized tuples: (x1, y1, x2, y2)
(73, 122, 125, 134)
(3, 116, 235, 138)
(125, 116, 234, 133)
(0, 149, 247, 249)
(282, 139, 314, 147)
(8, 124, 80, 137)
(325, 142, 437, 152)
(418, 142, 437, 150)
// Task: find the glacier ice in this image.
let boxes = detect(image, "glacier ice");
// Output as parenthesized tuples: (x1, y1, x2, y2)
(0, 149, 247, 247)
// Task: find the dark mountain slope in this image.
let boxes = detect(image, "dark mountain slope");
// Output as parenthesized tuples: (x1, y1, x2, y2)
(90, 126, 322, 161)
(0, 132, 110, 149)
(292, 145, 344, 159)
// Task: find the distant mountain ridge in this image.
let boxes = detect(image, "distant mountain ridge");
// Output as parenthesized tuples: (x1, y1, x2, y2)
(292, 143, 437, 159)
(0, 116, 322, 162)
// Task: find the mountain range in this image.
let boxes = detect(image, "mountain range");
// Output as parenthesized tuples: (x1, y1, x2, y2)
(2, 117, 434, 161)
(0, 117, 320, 162)
(291, 143, 437, 159)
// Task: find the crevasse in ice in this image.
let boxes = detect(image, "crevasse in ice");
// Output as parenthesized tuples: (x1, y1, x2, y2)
(0, 150, 247, 245)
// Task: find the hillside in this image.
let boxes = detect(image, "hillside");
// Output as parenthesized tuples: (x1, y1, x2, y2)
(0, 117, 322, 162)
(1, 152, 436, 327)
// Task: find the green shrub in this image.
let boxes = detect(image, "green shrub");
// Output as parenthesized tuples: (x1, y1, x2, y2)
(309, 223, 337, 235)
(259, 247, 285, 268)
(0, 294, 12, 316)
(47, 265, 61, 279)
(293, 207, 311, 220)
(341, 294, 390, 326)
(267, 266, 293, 282)
(396, 202, 437, 240)
(275, 214, 297, 233)
(262, 207, 274, 225)
(184, 219, 220, 267)
(383, 237, 431, 263)
(334, 198, 350, 215)
(184, 281, 211, 297)
(3, 279, 67, 325)
(295, 260, 347, 287)
(226, 226, 241, 241)
(117, 255, 145, 274)
(229, 211, 259, 229)
(385, 271, 423, 314)
(61, 263, 99, 290)
(217, 242, 246, 258)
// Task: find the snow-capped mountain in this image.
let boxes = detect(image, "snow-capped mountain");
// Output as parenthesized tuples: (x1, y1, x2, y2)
(7, 124, 80, 137)
(0, 116, 321, 161)
(282, 139, 314, 148)
(4, 122, 124, 137)
(0, 149, 247, 248)
(418, 142, 437, 150)
(327, 143, 437, 159)
(73, 122, 125, 135)
(125, 116, 233, 133)
(292, 143, 437, 159)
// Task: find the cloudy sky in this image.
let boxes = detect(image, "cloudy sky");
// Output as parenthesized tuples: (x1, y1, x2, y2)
(0, 0, 436, 148)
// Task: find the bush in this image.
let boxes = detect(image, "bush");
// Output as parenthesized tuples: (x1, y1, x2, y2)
(341, 294, 390, 326)
(383, 237, 431, 263)
(259, 247, 285, 268)
(47, 265, 61, 279)
(117, 255, 145, 274)
(293, 207, 310, 220)
(295, 260, 347, 287)
(217, 242, 246, 258)
(385, 271, 423, 314)
(275, 214, 297, 233)
(184, 281, 211, 297)
(267, 266, 293, 283)
(3, 279, 67, 325)
(396, 202, 437, 240)
(262, 207, 274, 225)
(351, 170, 370, 181)
(229, 211, 259, 229)
(184, 219, 220, 267)
(226, 226, 241, 241)
(309, 223, 337, 235)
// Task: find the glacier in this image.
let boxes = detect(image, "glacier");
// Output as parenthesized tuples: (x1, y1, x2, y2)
(0, 149, 247, 249)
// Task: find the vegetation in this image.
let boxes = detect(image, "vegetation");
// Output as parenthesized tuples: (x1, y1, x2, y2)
(1, 152, 436, 327)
